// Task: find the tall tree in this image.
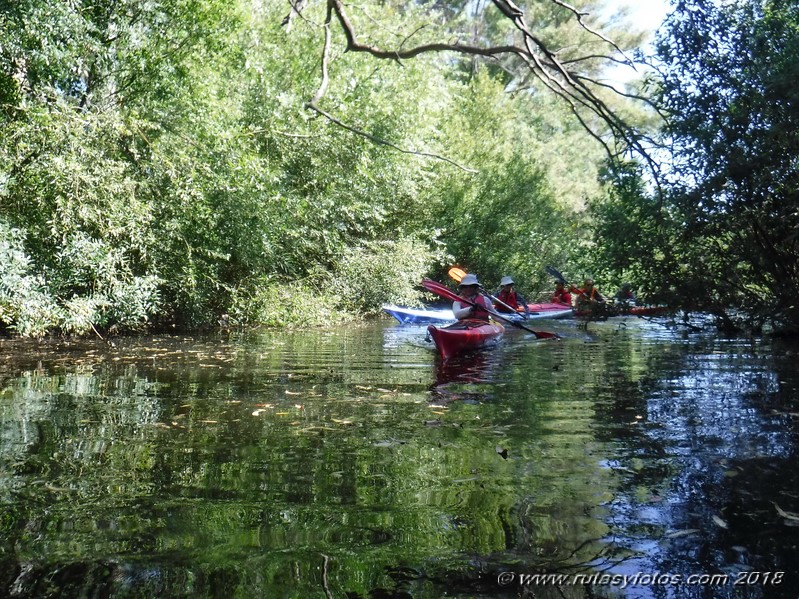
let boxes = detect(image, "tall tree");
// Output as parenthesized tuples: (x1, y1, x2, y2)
(589, 0, 799, 333)
(653, 0, 799, 332)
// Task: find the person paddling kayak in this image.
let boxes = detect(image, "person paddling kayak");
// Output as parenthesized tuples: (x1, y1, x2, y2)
(574, 277, 609, 317)
(494, 276, 530, 316)
(550, 281, 573, 306)
(453, 274, 493, 321)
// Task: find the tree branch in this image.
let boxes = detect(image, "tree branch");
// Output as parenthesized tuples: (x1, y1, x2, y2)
(301, 0, 657, 175)
(547, 0, 635, 67)
(309, 1, 333, 106)
(282, 0, 310, 32)
(304, 0, 478, 172)
(305, 101, 478, 173)
(572, 73, 667, 117)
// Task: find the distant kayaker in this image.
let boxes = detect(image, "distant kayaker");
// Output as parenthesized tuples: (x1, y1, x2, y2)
(453, 274, 493, 321)
(494, 276, 529, 315)
(615, 283, 636, 306)
(574, 277, 607, 313)
(550, 281, 573, 306)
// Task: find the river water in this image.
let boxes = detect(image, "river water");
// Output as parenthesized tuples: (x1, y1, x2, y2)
(0, 316, 797, 598)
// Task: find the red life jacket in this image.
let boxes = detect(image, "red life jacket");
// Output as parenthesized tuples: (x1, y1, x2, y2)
(496, 288, 521, 312)
(551, 288, 572, 304)
(456, 294, 492, 321)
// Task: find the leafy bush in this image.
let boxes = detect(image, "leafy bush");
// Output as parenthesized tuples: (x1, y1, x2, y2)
(229, 276, 351, 328)
(330, 238, 448, 314)
(48, 232, 161, 334)
(0, 222, 160, 337)
(228, 237, 445, 327)
(0, 221, 63, 337)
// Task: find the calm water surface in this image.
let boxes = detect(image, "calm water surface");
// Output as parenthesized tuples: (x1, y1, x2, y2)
(0, 317, 797, 598)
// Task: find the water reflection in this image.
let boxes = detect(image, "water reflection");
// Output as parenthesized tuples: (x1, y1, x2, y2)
(431, 350, 501, 403)
(0, 322, 797, 597)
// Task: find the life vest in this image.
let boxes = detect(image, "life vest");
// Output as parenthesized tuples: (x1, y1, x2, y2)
(576, 286, 603, 311)
(496, 288, 521, 312)
(551, 288, 572, 304)
(455, 294, 492, 321)
(579, 286, 599, 301)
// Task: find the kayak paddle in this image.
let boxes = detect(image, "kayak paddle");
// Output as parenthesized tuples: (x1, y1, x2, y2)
(545, 265, 576, 291)
(422, 278, 559, 339)
(448, 267, 468, 282)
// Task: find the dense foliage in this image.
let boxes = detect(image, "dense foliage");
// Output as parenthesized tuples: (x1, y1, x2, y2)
(12, 1, 796, 337)
(1, 0, 631, 336)
(587, 0, 799, 334)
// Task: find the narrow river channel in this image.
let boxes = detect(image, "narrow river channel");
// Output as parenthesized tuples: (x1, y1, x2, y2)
(1, 316, 797, 598)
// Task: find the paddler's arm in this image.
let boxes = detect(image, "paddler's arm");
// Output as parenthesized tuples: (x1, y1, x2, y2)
(518, 292, 530, 315)
(453, 300, 473, 319)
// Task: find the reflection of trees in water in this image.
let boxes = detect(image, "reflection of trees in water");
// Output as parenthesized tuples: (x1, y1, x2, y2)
(1, 330, 798, 596)
(586, 336, 799, 595)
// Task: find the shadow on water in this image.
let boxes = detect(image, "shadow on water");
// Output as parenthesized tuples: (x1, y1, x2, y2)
(0, 319, 797, 598)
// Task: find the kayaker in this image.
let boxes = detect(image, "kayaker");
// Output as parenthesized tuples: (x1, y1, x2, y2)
(494, 276, 530, 315)
(453, 274, 493, 321)
(574, 277, 607, 313)
(615, 283, 636, 305)
(550, 281, 573, 306)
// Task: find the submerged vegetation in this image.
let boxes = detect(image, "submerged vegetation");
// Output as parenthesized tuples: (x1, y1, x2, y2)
(1, 0, 798, 336)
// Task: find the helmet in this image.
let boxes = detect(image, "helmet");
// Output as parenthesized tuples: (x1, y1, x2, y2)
(584, 278, 594, 286)
(458, 274, 481, 287)
(500, 276, 514, 286)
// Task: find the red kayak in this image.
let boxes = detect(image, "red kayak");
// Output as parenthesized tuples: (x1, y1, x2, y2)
(427, 319, 505, 360)
(525, 302, 572, 313)
(492, 301, 573, 318)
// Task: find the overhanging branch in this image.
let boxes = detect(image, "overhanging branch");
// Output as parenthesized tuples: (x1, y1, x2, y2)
(305, 102, 479, 173)
(292, 0, 660, 180)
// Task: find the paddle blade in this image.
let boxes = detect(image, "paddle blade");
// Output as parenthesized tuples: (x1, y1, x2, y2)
(526, 329, 559, 340)
(421, 278, 460, 303)
(448, 267, 467, 283)
(545, 265, 568, 285)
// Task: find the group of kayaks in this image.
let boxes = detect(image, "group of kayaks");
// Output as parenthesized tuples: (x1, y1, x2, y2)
(383, 301, 668, 360)
(382, 302, 573, 325)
